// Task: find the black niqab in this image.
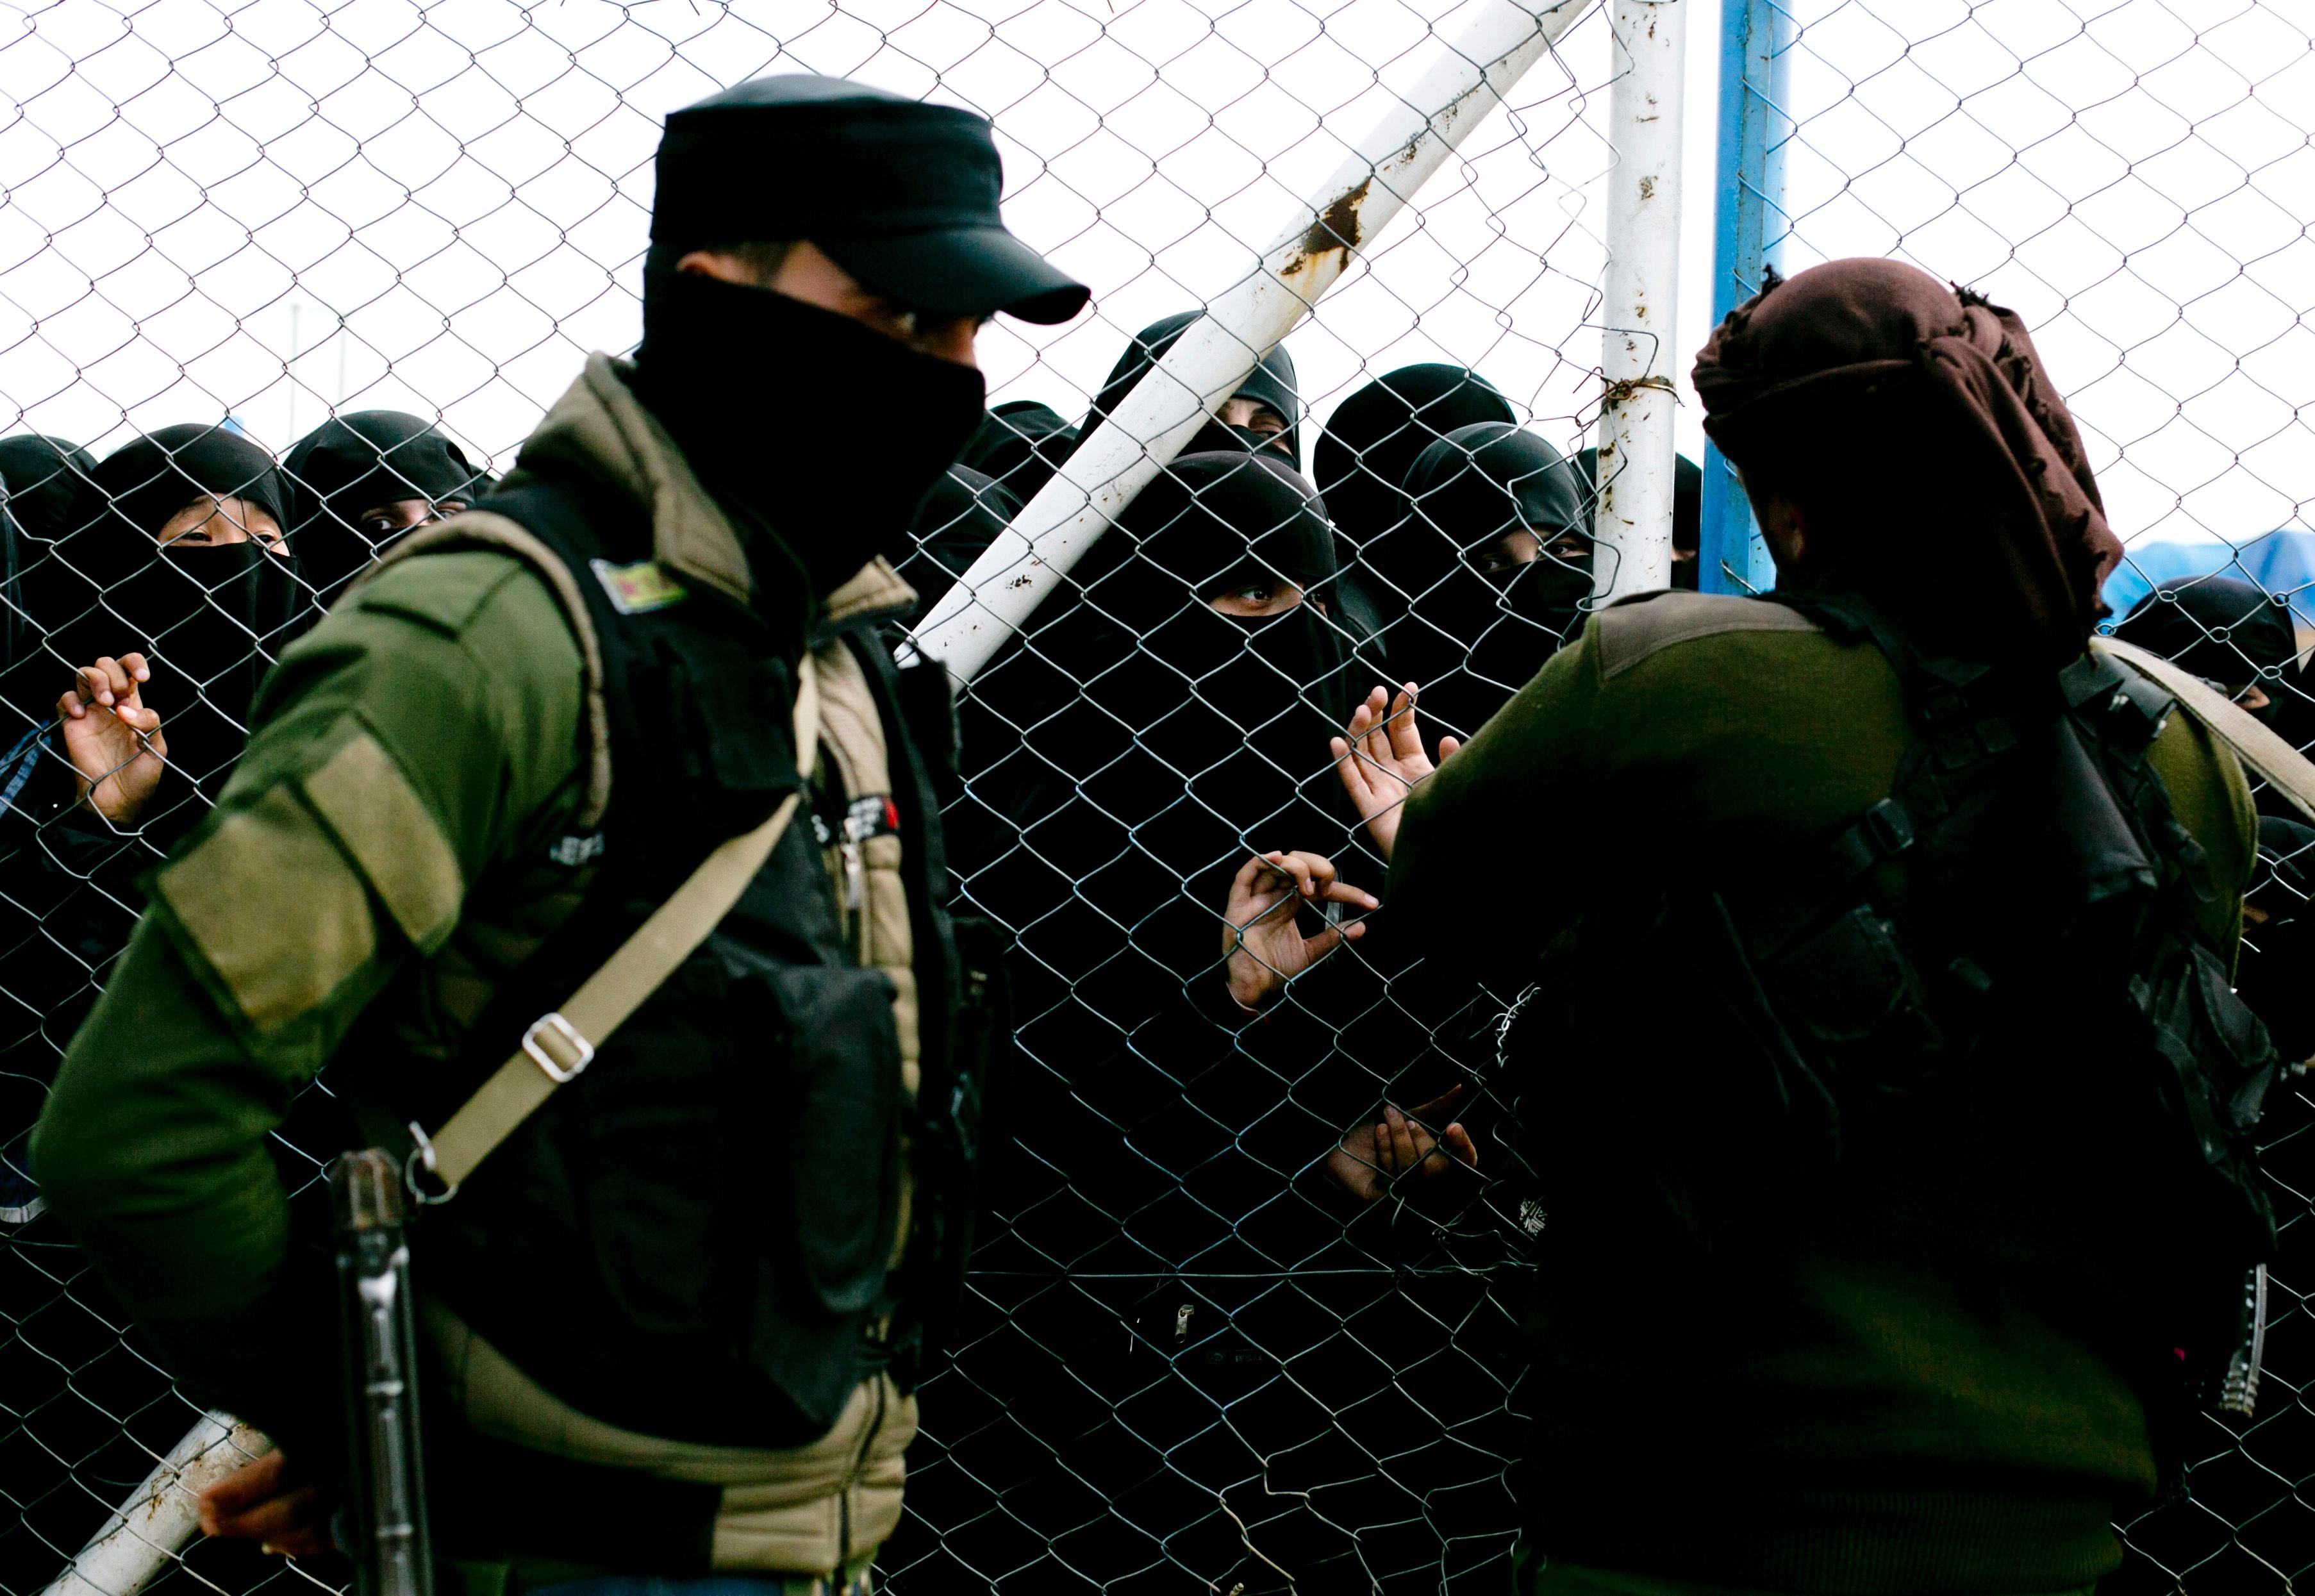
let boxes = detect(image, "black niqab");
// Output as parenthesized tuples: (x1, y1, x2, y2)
(283, 411, 488, 608)
(961, 450, 1357, 981)
(2244, 816, 2315, 1065)
(957, 399, 1075, 505)
(49, 425, 302, 824)
(0, 436, 98, 545)
(89, 424, 287, 547)
(0, 439, 93, 680)
(944, 454, 1401, 1590)
(1382, 422, 1591, 738)
(900, 465, 1021, 628)
(1313, 365, 1517, 557)
(1571, 448, 1705, 590)
(2113, 577, 2299, 710)
(1069, 313, 1304, 470)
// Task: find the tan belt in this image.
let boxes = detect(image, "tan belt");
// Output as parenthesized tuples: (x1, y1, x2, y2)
(2098, 636, 2315, 826)
(410, 655, 822, 1195)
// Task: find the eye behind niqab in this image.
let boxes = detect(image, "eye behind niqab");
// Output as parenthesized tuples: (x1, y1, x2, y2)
(283, 411, 490, 608)
(1382, 422, 1591, 737)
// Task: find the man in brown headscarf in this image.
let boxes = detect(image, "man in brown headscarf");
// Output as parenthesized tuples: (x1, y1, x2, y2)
(1374, 260, 2277, 1594)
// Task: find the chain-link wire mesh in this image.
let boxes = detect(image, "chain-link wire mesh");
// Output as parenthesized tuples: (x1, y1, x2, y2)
(0, 1, 1640, 1591)
(1, 0, 2312, 1592)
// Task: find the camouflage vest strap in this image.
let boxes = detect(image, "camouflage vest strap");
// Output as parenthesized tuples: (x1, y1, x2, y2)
(409, 654, 824, 1197)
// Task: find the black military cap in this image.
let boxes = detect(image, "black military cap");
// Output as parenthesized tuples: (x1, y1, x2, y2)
(652, 75, 1090, 325)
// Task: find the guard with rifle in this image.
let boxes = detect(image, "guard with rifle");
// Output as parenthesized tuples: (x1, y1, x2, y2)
(33, 74, 1085, 1595)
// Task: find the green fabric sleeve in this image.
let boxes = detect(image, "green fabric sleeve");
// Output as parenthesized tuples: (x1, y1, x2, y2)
(1386, 622, 1600, 989)
(31, 550, 585, 1450)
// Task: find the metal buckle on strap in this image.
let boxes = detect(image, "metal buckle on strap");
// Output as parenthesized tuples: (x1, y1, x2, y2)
(402, 1121, 459, 1206)
(521, 1012, 595, 1084)
(1862, 797, 1914, 857)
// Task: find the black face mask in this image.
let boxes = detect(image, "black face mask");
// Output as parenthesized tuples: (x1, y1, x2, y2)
(631, 273, 988, 596)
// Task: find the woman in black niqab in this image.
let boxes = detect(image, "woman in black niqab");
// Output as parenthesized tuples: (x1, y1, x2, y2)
(42, 424, 302, 835)
(2112, 576, 2298, 712)
(1313, 364, 1518, 654)
(1068, 312, 1306, 469)
(964, 450, 1354, 945)
(0, 438, 97, 685)
(1378, 422, 1592, 741)
(0, 436, 98, 548)
(942, 451, 1388, 1593)
(282, 411, 487, 613)
(956, 399, 1075, 505)
(898, 464, 1022, 629)
(1571, 446, 1705, 589)
(1315, 364, 1517, 553)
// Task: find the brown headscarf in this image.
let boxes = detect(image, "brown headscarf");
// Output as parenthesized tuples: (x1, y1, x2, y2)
(1693, 258, 2123, 666)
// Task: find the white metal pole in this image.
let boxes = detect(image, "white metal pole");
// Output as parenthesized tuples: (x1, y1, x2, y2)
(1592, 0, 1688, 601)
(908, 0, 1598, 683)
(42, 1413, 270, 1596)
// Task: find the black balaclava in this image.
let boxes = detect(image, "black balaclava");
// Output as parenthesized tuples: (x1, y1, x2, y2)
(900, 464, 1022, 628)
(628, 272, 986, 599)
(2244, 816, 2315, 1065)
(958, 399, 1076, 506)
(1069, 313, 1304, 471)
(1384, 422, 1591, 739)
(632, 74, 1078, 601)
(1571, 448, 1705, 590)
(283, 411, 489, 609)
(54, 424, 301, 823)
(2113, 576, 2300, 718)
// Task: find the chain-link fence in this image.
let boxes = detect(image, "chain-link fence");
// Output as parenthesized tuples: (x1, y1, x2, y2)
(1, 0, 2312, 1591)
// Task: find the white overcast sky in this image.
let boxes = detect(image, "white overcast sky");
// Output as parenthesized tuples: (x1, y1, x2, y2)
(0, 0, 2307, 560)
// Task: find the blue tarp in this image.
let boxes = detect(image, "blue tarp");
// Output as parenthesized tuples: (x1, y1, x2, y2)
(2107, 533, 2315, 628)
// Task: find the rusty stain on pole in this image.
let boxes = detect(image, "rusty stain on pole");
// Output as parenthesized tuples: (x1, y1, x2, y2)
(907, 0, 1598, 684)
(1593, 0, 1688, 604)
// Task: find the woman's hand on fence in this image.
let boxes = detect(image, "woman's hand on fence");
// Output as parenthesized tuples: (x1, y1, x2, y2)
(1222, 849, 1377, 1012)
(199, 1449, 332, 1558)
(57, 653, 167, 826)
(1326, 1085, 1479, 1202)
(1332, 684, 1460, 863)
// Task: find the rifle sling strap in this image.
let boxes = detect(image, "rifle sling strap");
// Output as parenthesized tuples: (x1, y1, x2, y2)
(2099, 636, 2315, 828)
(411, 654, 823, 1196)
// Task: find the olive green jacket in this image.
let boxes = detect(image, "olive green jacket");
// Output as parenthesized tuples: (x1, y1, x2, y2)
(1389, 592, 2256, 1592)
(35, 353, 924, 1577)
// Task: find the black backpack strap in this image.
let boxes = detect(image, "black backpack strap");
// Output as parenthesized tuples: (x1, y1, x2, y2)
(1738, 593, 2028, 960)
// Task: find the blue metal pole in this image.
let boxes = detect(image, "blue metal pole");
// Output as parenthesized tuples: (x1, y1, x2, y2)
(1697, 0, 1791, 595)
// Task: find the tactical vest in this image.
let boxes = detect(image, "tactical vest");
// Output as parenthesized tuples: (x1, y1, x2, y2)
(1507, 594, 2277, 1452)
(342, 479, 1003, 1454)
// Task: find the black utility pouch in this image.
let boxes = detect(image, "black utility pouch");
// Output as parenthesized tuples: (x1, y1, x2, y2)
(751, 962, 903, 1320)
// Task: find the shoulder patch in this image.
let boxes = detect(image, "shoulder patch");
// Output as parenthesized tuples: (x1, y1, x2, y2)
(156, 783, 378, 1036)
(354, 549, 537, 640)
(299, 727, 465, 952)
(590, 558, 688, 615)
(1593, 592, 1823, 681)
